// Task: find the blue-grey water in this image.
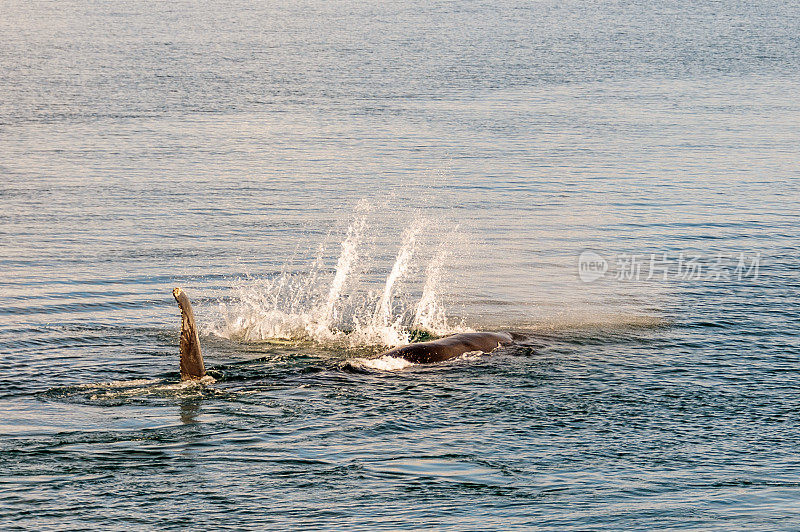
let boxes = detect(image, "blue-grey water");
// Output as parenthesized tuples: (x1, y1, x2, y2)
(2, 0, 799, 529)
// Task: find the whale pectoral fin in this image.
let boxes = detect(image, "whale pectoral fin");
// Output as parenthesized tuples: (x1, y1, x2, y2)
(173, 288, 206, 380)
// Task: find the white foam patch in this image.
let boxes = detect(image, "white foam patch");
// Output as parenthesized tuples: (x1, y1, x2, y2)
(455, 350, 485, 361)
(86, 376, 216, 400)
(75, 379, 160, 390)
(350, 355, 416, 371)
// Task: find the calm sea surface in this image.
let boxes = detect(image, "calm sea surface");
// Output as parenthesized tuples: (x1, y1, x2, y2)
(1, 0, 799, 529)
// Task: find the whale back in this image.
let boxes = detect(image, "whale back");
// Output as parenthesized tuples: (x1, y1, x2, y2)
(173, 288, 206, 380)
(379, 332, 513, 364)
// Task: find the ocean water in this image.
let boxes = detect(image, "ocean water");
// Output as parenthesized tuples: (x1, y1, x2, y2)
(1, 0, 799, 529)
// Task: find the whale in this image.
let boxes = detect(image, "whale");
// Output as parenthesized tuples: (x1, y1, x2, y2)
(375, 332, 513, 363)
(172, 288, 513, 379)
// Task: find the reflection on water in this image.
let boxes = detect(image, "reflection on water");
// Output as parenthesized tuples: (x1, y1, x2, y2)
(180, 397, 201, 425)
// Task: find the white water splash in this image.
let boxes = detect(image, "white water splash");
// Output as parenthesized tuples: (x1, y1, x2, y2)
(350, 355, 415, 371)
(312, 215, 366, 341)
(413, 246, 449, 332)
(208, 211, 466, 348)
(350, 221, 422, 347)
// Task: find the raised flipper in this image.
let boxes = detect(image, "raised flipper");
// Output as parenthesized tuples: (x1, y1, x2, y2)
(173, 287, 206, 380)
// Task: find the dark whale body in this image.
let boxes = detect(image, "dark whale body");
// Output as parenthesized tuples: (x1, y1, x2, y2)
(377, 332, 513, 364)
(172, 288, 513, 379)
